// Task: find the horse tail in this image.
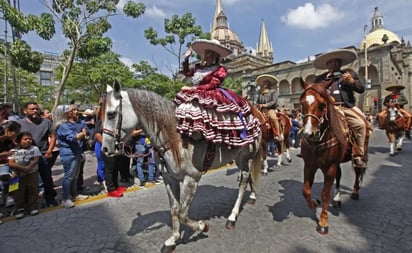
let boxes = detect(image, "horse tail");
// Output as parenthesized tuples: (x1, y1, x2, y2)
(250, 144, 263, 186)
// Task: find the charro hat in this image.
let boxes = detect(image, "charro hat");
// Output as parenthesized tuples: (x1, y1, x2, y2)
(385, 84, 405, 92)
(191, 39, 232, 58)
(256, 74, 278, 88)
(314, 49, 357, 69)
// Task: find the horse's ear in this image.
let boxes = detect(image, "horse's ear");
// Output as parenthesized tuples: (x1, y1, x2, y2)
(113, 80, 121, 93)
(107, 85, 113, 93)
(300, 77, 308, 89)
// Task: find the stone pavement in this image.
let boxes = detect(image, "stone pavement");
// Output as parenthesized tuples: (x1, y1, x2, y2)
(0, 129, 411, 253)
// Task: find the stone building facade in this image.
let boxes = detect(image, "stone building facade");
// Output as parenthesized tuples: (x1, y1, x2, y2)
(210, 2, 412, 114)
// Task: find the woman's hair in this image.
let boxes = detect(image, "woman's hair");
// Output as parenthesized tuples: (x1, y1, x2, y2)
(15, 131, 33, 145)
(1, 121, 21, 133)
(52, 104, 76, 131)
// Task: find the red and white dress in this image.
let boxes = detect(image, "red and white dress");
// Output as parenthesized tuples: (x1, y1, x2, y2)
(174, 60, 261, 147)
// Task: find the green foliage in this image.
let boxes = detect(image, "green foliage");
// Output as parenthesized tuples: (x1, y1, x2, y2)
(222, 77, 243, 95)
(9, 40, 43, 73)
(123, 1, 145, 18)
(144, 12, 209, 78)
(55, 51, 136, 104)
(27, 13, 56, 40)
(132, 61, 179, 99)
(0, 0, 29, 34)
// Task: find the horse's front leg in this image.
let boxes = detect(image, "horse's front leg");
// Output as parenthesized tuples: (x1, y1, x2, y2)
(350, 166, 365, 200)
(396, 133, 405, 151)
(226, 169, 249, 229)
(318, 165, 337, 234)
(303, 165, 319, 209)
(179, 176, 209, 233)
(387, 131, 396, 156)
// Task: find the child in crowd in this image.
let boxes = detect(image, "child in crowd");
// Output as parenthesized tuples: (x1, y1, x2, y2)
(132, 129, 162, 188)
(8, 132, 42, 219)
(0, 121, 21, 207)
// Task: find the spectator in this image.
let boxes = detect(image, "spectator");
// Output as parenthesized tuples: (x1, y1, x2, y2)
(54, 104, 89, 208)
(290, 113, 302, 148)
(2, 103, 21, 121)
(132, 129, 162, 188)
(0, 121, 21, 211)
(93, 96, 106, 192)
(73, 107, 90, 193)
(17, 102, 58, 207)
(8, 132, 42, 219)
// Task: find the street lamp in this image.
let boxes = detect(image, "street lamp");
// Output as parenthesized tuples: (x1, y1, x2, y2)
(246, 80, 260, 105)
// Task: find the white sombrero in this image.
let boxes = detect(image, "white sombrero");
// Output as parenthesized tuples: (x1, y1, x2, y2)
(385, 84, 405, 92)
(314, 49, 357, 69)
(255, 74, 278, 88)
(191, 39, 232, 58)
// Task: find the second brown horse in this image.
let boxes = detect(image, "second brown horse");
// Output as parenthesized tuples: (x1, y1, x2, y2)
(299, 78, 370, 234)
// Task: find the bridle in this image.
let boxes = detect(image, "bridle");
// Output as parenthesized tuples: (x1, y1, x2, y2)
(102, 93, 124, 154)
(301, 87, 329, 142)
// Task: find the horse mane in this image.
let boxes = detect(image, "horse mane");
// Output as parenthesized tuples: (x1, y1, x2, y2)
(310, 84, 347, 150)
(125, 89, 182, 166)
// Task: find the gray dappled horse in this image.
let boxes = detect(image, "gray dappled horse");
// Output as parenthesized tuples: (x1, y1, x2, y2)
(101, 81, 262, 253)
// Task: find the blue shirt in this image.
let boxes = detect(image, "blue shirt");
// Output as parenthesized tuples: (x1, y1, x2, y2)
(57, 121, 84, 156)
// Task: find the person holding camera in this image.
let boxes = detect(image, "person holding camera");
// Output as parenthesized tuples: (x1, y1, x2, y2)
(313, 49, 368, 169)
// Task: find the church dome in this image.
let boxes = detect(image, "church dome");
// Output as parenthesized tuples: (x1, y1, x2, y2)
(360, 29, 401, 49)
(211, 28, 241, 44)
(360, 6, 401, 49)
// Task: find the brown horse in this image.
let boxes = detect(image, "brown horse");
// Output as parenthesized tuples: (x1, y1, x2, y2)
(274, 112, 292, 168)
(380, 108, 406, 156)
(299, 78, 369, 234)
(248, 104, 292, 175)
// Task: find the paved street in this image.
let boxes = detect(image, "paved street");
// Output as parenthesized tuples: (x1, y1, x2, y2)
(0, 129, 411, 253)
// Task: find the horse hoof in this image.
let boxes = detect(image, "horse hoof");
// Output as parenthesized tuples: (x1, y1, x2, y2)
(316, 199, 321, 206)
(225, 220, 236, 229)
(316, 225, 329, 234)
(202, 223, 210, 233)
(247, 198, 256, 205)
(161, 244, 176, 253)
(332, 200, 341, 208)
(397, 147, 402, 151)
(262, 172, 268, 176)
(351, 193, 359, 200)
(390, 153, 396, 156)
(287, 158, 292, 163)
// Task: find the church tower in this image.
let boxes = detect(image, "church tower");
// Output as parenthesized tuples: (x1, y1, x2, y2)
(210, 0, 243, 57)
(257, 19, 273, 62)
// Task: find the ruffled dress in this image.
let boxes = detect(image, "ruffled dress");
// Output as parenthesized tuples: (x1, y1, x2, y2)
(174, 60, 261, 147)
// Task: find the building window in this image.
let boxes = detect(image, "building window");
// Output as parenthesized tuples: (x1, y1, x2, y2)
(40, 71, 52, 86)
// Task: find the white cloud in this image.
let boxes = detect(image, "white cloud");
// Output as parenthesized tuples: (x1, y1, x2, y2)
(281, 3, 344, 30)
(120, 57, 134, 68)
(145, 5, 166, 19)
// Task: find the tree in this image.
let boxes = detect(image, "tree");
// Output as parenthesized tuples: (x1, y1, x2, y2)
(2, 0, 146, 112)
(56, 51, 136, 105)
(40, 0, 145, 112)
(144, 13, 209, 80)
(132, 60, 182, 99)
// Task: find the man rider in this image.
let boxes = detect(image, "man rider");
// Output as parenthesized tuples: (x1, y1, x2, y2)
(256, 74, 281, 140)
(377, 85, 411, 139)
(313, 49, 368, 169)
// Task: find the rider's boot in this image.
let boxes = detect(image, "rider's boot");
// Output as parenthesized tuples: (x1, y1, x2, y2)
(353, 156, 367, 169)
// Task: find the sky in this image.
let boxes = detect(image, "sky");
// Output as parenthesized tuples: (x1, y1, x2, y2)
(9, 0, 412, 76)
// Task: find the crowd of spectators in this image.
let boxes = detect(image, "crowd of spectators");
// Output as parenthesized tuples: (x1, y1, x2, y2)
(0, 99, 163, 222)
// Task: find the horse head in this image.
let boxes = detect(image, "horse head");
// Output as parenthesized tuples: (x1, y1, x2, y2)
(388, 107, 398, 122)
(299, 78, 333, 141)
(101, 80, 138, 156)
